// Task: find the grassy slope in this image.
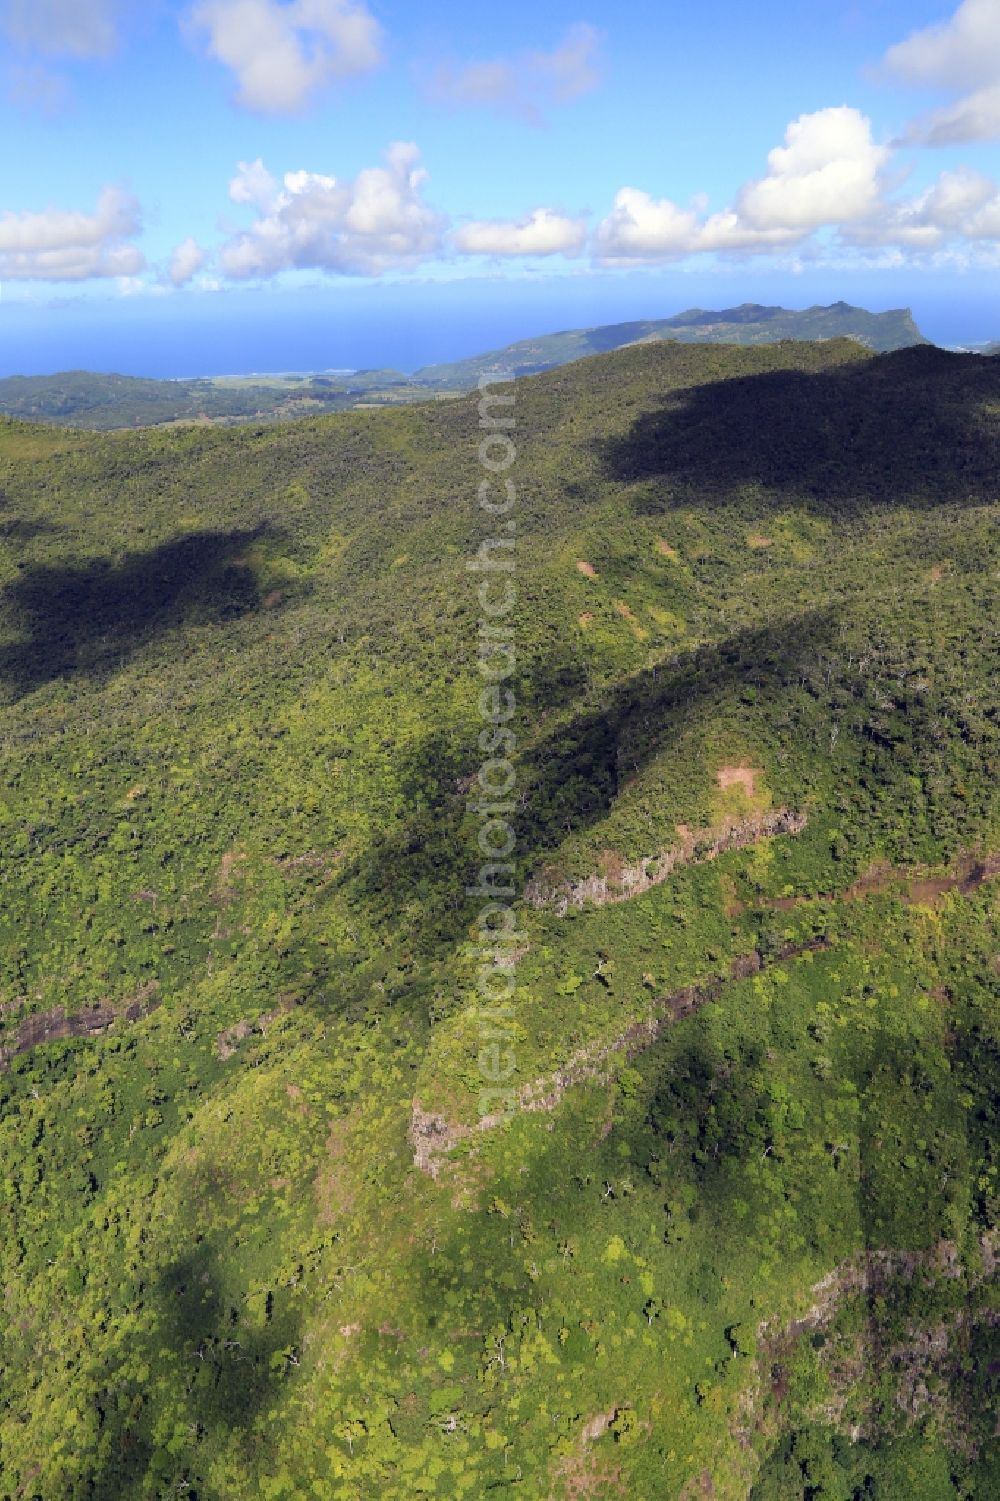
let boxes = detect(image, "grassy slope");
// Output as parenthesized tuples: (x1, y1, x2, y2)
(0, 338, 997, 1499)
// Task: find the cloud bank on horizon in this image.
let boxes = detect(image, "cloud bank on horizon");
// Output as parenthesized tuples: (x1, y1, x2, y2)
(2, 0, 1000, 293)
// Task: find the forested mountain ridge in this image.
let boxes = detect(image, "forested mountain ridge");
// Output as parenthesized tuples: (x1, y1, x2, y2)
(0, 336, 998, 1498)
(411, 301, 928, 385)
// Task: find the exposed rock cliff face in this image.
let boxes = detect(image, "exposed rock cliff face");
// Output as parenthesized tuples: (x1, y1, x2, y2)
(525, 809, 807, 913)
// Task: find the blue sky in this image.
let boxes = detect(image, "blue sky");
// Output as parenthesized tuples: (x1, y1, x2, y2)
(2, 0, 1000, 373)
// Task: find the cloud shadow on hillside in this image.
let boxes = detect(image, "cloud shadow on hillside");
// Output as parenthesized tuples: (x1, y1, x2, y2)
(599, 346, 1000, 515)
(82, 1237, 301, 1498)
(0, 490, 59, 545)
(0, 526, 272, 699)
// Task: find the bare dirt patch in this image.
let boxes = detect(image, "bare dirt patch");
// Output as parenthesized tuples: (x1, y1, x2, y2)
(553, 1411, 623, 1498)
(315, 1112, 360, 1226)
(732, 850, 1000, 917)
(747, 534, 773, 549)
(409, 1102, 468, 1179)
(656, 538, 678, 559)
(553, 1453, 621, 1498)
(716, 765, 760, 797)
(272, 849, 340, 877)
(576, 560, 598, 578)
(613, 601, 648, 641)
(679, 1473, 716, 1500)
(215, 849, 248, 906)
(580, 1410, 616, 1443)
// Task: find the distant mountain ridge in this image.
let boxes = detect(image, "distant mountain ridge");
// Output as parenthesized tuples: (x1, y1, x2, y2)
(0, 303, 929, 428)
(412, 301, 928, 386)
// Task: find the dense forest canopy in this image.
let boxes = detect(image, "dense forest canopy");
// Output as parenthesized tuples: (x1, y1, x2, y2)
(0, 336, 997, 1498)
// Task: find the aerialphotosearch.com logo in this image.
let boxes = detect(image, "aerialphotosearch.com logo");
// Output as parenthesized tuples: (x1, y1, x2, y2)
(467, 371, 523, 1123)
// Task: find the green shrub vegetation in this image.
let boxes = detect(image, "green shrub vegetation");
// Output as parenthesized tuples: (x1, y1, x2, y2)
(0, 337, 997, 1498)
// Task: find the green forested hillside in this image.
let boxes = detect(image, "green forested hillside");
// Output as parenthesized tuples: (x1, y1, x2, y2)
(0, 337, 998, 1499)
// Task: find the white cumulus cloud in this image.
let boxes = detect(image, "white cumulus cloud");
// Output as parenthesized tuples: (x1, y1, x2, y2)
(454, 208, 587, 257)
(220, 142, 445, 277)
(902, 84, 1000, 146)
(430, 23, 601, 124)
(848, 166, 1000, 248)
(0, 185, 145, 282)
(595, 107, 886, 262)
(229, 158, 279, 208)
(737, 106, 889, 229)
(593, 191, 702, 262)
(884, 0, 1000, 144)
(593, 189, 800, 262)
(884, 0, 1000, 91)
(189, 0, 383, 113)
(168, 236, 207, 286)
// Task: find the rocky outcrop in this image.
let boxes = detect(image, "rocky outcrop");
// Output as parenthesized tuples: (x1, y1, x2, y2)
(0, 980, 161, 1070)
(525, 809, 807, 914)
(410, 937, 827, 1176)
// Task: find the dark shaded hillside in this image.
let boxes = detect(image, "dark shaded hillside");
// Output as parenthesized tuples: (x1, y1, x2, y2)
(601, 343, 1000, 512)
(0, 526, 267, 695)
(0, 339, 997, 1499)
